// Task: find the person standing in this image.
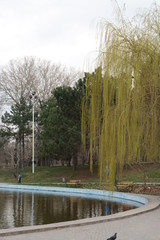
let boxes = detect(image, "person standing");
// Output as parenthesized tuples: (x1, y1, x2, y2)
(18, 172, 22, 183)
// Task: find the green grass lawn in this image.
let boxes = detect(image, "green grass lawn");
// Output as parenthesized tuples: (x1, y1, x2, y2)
(0, 165, 99, 185)
(119, 163, 160, 183)
(0, 163, 160, 187)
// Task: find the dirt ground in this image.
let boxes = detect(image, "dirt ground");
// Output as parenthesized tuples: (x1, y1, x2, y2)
(132, 185, 160, 196)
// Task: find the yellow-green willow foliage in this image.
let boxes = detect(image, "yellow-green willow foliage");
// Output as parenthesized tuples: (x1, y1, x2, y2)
(82, 3, 160, 186)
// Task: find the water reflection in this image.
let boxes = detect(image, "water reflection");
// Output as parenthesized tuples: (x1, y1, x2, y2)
(0, 190, 136, 229)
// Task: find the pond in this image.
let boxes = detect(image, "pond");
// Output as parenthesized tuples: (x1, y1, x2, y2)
(0, 189, 138, 229)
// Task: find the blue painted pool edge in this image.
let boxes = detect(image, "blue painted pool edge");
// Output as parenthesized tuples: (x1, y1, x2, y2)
(0, 183, 148, 205)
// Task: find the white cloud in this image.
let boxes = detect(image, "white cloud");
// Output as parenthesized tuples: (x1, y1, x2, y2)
(0, 0, 158, 71)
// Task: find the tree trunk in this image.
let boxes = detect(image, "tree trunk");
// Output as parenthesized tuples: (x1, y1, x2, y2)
(73, 154, 77, 171)
(14, 136, 18, 168)
(19, 133, 22, 169)
(22, 132, 25, 169)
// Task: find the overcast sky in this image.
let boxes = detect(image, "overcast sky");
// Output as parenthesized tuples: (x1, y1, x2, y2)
(0, 0, 158, 71)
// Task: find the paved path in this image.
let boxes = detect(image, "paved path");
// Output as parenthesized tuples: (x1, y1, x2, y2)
(1, 202, 160, 240)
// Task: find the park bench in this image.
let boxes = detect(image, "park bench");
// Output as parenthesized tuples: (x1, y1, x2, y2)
(66, 180, 81, 186)
(117, 181, 134, 192)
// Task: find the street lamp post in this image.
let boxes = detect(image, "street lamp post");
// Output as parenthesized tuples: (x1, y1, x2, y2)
(30, 92, 37, 174)
(32, 99, 35, 174)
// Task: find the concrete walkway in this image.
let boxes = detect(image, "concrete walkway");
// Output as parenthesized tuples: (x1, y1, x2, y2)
(0, 194, 159, 240)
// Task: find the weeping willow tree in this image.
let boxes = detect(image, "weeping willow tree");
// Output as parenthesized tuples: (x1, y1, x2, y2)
(82, 3, 160, 186)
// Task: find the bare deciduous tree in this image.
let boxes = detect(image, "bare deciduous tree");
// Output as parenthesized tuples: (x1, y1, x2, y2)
(0, 56, 82, 105)
(0, 56, 82, 167)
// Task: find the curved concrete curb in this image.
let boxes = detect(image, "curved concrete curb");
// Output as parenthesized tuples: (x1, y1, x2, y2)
(0, 184, 159, 237)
